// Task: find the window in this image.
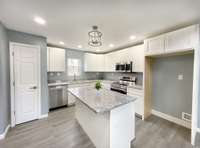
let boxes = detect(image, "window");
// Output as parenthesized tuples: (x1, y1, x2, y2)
(68, 58, 81, 76)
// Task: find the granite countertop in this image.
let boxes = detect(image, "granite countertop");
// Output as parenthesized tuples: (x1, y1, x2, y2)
(128, 85, 143, 90)
(48, 80, 114, 87)
(68, 87, 137, 114)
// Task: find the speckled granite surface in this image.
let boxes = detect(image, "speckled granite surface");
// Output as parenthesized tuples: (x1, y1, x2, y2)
(68, 87, 136, 113)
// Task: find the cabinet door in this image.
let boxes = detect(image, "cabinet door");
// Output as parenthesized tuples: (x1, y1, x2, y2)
(84, 53, 95, 71)
(49, 47, 66, 72)
(127, 93, 143, 117)
(129, 45, 144, 72)
(145, 35, 165, 55)
(68, 92, 76, 105)
(165, 25, 198, 53)
(105, 52, 118, 72)
(95, 54, 105, 72)
(84, 53, 105, 72)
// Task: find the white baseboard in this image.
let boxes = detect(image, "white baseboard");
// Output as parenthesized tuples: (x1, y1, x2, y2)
(151, 110, 191, 129)
(39, 114, 48, 119)
(0, 124, 10, 140)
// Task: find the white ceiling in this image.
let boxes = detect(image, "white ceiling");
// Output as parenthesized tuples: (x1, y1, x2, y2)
(0, 0, 200, 52)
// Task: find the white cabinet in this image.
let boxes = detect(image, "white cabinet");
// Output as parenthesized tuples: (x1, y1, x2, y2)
(144, 35, 165, 55)
(104, 52, 118, 72)
(165, 25, 198, 53)
(68, 92, 76, 105)
(144, 25, 199, 56)
(84, 45, 145, 72)
(47, 47, 66, 72)
(84, 53, 105, 72)
(104, 45, 144, 72)
(127, 87, 144, 119)
(128, 45, 144, 72)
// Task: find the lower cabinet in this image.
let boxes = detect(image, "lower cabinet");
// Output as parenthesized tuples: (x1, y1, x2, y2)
(127, 87, 144, 119)
(68, 92, 76, 105)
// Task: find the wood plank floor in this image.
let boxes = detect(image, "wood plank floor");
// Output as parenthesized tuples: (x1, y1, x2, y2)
(0, 107, 196, 148)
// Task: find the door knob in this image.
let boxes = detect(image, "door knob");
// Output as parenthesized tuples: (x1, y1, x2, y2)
(29, 86, 37, 89)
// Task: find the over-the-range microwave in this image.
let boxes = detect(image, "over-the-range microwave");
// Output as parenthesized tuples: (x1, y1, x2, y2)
(115, 61, 133, 72)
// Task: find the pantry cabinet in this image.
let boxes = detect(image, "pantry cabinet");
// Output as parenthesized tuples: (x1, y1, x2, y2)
(165, 25, 198, 53)
(47, 47, 66, 72)
(144, 25, 199, 56)
(144, 35, 165, 55)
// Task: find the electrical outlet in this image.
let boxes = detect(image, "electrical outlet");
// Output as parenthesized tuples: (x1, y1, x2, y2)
(178, 74, 183, 80)
(50, 73, 54, 76)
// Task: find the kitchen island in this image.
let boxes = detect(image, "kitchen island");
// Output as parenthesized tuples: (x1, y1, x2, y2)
(68, 87, 136, 148)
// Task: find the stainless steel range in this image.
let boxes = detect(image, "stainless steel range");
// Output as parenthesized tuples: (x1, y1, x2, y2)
(111, 76, 137, 94)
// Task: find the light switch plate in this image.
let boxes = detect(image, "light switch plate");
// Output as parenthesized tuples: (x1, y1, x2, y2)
(178, 74, 183, 80)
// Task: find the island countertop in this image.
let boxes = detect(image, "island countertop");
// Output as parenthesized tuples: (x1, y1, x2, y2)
(68, 87, 137, 113)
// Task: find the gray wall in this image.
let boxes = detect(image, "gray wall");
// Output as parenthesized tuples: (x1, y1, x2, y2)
(152, 54, 194, 120)
(7, 30, 49, 115)
(0, 22, 10, 134)
(198, 23, 200, 128)
(103, 72, 143, 86)
(48, 48, 103, 82)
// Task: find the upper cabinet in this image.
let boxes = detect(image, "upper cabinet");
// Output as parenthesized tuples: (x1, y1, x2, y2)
(84, 44, 144, 72)
(47, 47, 66, 72)
(165, 25, 198, 53)
(144, 35, 165, 55)
(104, 51, 119, 72)
(84, 53, 105, 72)
(129, 45, 144, 72)
(144, 24, 199, 56)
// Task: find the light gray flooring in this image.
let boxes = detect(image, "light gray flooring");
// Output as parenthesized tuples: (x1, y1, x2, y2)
(0, 107, 197, 148)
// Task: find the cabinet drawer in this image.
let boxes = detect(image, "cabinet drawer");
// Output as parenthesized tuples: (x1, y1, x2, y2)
(68, 92, 76, 105)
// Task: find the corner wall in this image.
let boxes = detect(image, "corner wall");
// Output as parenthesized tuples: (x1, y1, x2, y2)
(0, 22, 10, 134)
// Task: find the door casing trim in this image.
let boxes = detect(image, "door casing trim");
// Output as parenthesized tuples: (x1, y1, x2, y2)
(10, 42, 41, 127)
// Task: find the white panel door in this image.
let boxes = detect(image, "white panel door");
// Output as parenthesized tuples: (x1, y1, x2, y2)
(14, 44, 40, 124)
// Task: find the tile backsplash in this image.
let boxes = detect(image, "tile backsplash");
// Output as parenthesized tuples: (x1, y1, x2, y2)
(48, 72, 103, 82)
(102, 72, 143, 86)
(48, 71, 143, 86)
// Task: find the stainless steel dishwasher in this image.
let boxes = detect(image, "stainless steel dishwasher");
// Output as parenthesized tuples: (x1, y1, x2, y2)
(48, 84, 68, 110)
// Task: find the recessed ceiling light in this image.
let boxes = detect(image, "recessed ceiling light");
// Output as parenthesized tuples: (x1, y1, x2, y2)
(130, 35, 136, 40)
(78, 45, 82, 49)
(59, 41, 65, 45)
(109, 44, 114, 48)
(34, 16, 46, 25)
